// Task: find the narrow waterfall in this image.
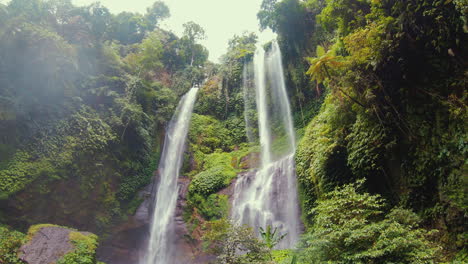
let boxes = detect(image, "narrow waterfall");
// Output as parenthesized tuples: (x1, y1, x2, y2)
(232, 41, 301, 248)
(142, 87, 199, 264)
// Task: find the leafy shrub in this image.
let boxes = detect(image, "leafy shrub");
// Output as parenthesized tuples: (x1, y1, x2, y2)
(56, 231, 99, 264)
(0, 226, 25, 264)
(297, 180, 441, 264)
(202, 218, 269, 264)
(346, 113, 396, 178)
(295, 94, 354, 225)
(189, 166, 236, 196)
(194, 77, 225, 118)
(189, 114, 233, 153)
(0, 152, 56, 199)
(203, 152, 234, 170)
(188, 193, 229, 221)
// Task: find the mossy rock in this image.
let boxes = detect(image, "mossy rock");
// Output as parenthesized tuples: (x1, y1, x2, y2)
(19, 224, 100, 264)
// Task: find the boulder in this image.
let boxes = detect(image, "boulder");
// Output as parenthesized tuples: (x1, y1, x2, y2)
(19, 225, 96, 264)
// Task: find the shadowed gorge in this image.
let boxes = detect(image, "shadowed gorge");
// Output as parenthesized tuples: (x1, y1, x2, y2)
(0, 0, 466, 263)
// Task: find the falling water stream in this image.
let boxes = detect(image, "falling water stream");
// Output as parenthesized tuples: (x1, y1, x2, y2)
(142, 87, 198, 264)
(232, 41, 301, 247)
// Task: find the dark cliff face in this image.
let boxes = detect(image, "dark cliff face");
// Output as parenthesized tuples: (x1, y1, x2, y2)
(97, 180, 153, 264)
(4, 175, 115, 232)
(97, 176, 214, 264)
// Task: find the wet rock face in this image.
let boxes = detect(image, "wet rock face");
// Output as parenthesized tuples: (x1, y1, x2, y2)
(98, 176, 211, 264)
(19, 226, 91, 264)
(239, 152, 260, 170)
(97, 183, 153, 264)
(173, 177, 194, 263)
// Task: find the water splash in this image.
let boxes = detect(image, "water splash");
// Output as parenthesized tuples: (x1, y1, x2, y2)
(232, 42, 301, 248)
(142, 87, 198, 264)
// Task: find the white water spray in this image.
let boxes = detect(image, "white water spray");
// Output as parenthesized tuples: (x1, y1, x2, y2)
(232, 42, 301, 247)
(142, 87, 198, 264)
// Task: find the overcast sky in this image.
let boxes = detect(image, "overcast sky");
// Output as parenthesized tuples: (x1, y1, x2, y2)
(67, 0, 275, 62)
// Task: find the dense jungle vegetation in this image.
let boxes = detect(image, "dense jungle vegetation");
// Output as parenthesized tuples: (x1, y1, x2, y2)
(0, 0, 466, 263)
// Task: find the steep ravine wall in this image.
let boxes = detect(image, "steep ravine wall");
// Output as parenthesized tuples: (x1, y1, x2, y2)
(97, 175, 226, 264)
(96, 149, 261, 263)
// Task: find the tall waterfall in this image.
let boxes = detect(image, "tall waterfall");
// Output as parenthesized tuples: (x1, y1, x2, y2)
(232, 41, 301, 247)
(142, 87, 198, 264)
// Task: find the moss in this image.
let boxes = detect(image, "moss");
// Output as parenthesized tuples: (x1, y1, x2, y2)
(56, 231, 99, 264)
(69, 231, 98, 251)
(125, 197, 144, 216)
(26, 224, 68, 241)
(24, 224, 101, 263)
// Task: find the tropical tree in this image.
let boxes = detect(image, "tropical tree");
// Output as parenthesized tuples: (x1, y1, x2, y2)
(110, 12, 148, 44)
(307, 45, 365, 107)
(202, 218, 269, 264)
(182, 21, 206, 66)
(145, 1, 170, 30)
(297, 179, 441, 263)
(259, 225, 287, 250)
(259, 225, 287, 260)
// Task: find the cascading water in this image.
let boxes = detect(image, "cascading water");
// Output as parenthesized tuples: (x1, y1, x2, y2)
(142, 87, 198, 264)
(232, 41, 301, 247)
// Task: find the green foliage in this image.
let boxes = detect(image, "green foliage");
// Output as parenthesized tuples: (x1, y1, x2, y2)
(67, 107, 117, 152)
(0, 226, 25, 264)
(346, 113, 396, 178)
(189, 166, 236, 196)
(202, 218, 270, 264)
(189, 114, 236, 154)
(317, 0, 371, 35)
(145, 1, 170, 29)
(259, 225, 287, 250)
(108, 1, 168, 45)
(124, 31, 164, 74)
(181, 21, 207, 67)
(0, 0, 207, 235)
(295, 94, 355, 225)
(188, 193, 229, 221)
(183, 21, 206, 43)
(56, 231, 99, 264)
(213, 32, 258, 121)
(291, 0, 467, 257)
(270, 249, 295, 263)
(194, 78, 226, 118)
(306, 46, 344, 85)
(297, 180, 442, 263)
(0, 152, 55, 199)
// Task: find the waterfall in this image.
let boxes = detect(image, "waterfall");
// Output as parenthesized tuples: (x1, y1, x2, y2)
(142, 87, 199, 264)
(232, 41, 301, 248)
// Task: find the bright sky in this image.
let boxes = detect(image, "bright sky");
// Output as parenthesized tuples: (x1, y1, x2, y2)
(69, 0, 276, 62)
